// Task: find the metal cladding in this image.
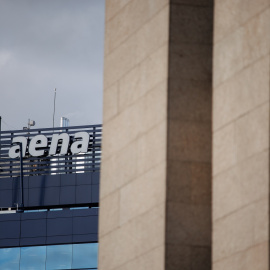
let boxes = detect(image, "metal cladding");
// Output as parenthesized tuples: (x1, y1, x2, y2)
(0, 208, 98, 248)
(0, 124, 101, 248)
(0, 172, 100, 209)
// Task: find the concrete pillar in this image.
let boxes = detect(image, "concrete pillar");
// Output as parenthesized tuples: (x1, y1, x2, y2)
(99, 0, 213, 269)
(213, 1, 270, 269)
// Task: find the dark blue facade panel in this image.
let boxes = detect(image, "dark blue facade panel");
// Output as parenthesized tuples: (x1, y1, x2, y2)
(73, 234, 97, 243)
(0, 212, 20, 221)
(21, 219, 47, 238)
(0, 177, 13, 190)
(0, 172, 99, 209)
(28, 175, 61, 188)
(0, 238, 20, 248)
(92, 172, 99, 184)
(46, 235, 73, 245)
(47, 218, 72, 236)
(0, 208, 98, 248)
(76, 185, 92, 204)
(28, 187, 60, 206)
(20, 211, 46, 220)
(77, 172, 91, 185)
(0, 190, 13, 208)
(73, 216, 98, 235)
(92, 184, 99, 202)
(60, 186, 76, 205)
(0, 221, 20, 239)
(61, 173, 76, 186)
(20, 237, 47, 247)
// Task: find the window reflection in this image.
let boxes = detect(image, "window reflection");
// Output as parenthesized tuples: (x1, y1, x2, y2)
(0, 247, 20, 270)
(20, 246, 46, 270)
(46, 244, 72, 270)
(0, 243, 98, 270)
(72, 243, 98, 269)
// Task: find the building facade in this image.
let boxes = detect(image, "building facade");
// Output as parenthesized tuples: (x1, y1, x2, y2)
(0, 124, 101, 269)
(99, 0, 269, 270)
(0, 1, 268, 269)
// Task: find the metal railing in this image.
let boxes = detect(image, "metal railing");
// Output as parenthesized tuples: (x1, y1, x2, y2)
(0, 124, 102, 178)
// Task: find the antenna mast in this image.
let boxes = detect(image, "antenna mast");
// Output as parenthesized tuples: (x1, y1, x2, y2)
(53, 88, 56, 128)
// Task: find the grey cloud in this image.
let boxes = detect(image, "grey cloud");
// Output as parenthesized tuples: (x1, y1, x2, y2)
(0, 0, 105, 131)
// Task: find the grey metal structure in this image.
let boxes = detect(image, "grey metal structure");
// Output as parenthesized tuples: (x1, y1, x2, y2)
(0, 124, 102, 178)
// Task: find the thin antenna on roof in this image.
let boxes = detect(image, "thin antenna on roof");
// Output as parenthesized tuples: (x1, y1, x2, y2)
(53, 88, 56, 128)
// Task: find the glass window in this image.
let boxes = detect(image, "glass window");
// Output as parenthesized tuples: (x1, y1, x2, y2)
(0, 247, 20, 270)
(20, 246, 46, 270)
(72, 243, 98, 269)
(46, 244, 72, 270)
(0, 243, 98, 270)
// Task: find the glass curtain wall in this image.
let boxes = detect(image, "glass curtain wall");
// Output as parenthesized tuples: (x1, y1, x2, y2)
(0, 243, 98, 270)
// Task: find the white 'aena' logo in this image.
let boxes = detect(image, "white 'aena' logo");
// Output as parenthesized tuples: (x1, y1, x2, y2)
(9, 132, 90, 158)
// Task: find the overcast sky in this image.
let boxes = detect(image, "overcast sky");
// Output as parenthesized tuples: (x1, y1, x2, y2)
(0, 0, 105, 131)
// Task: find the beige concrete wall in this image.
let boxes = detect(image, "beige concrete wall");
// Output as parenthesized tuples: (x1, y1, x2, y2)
(101, 0, 270, 269)
(100, 0, 213, 269)
(100, 0, 169, 269)
(213, 0, 270, 269)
